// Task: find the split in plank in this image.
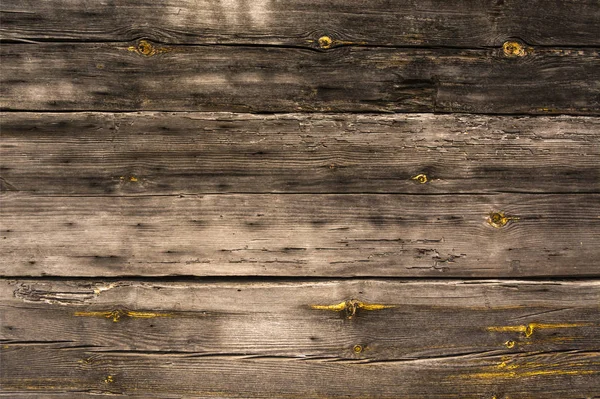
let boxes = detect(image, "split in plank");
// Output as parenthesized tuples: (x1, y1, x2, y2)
(1, 0, 599, 47)
(2, 43, 599, 114)
(1, 193, 598, 277)
(2, 112, 599, 195)
(1, 279, 599, 397)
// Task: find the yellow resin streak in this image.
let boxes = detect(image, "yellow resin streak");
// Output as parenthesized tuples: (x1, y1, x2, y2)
(74, 309, 172, 322)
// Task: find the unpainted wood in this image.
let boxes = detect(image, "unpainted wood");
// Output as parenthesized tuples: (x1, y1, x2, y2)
(1, 193, 598, 277)
(3, 348, 598, 398)
(1, 0, 599, 397)
(1, 0, 599, 47)
(1, 279, 599, 397)
(2, 43, 599, 114)
(2, 112, 599, 195)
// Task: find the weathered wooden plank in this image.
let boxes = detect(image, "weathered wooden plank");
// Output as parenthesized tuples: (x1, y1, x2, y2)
(1, 193, 598, 277)
(2, 43, 599, 114)
(2, 112, 599, 195)
(1, 0, 599, 47)
(4, 348, 598, 398)
(1, 279, 599, 397)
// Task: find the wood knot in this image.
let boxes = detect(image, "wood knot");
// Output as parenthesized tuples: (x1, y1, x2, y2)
(128, 40, 171, 57)
(503, 41, 526, 57)
(137, 40, 154, 56)
(505, 340, 516, 349)
(106, 309, 125, 322)
(344, 299, 361, 318)
(487, 212, 518, 228)
(318, 36, 333, 49)
(119, 175, 139, 183)
(524, 324, 534, 337)
(412, 173, 428, 184)
(104, 375, 114, 384)
(353, 344, 363, 354)
(310, 299, 394, 319)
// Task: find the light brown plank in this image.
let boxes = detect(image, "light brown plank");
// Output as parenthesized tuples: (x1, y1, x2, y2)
(2, 43, 599, 114)
(1, 0, 599, 47)
(2, 112, 599, 195)
(1, 193, 598, 277)
(1, 279, 599, 397)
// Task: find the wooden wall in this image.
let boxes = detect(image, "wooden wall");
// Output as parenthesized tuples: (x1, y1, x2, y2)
(1, 0, 599, 397)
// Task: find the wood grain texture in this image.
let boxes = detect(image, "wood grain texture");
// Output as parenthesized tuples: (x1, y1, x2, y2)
(1, 0, 599, 47)
(1, 279, 599, 397)
(1, 0, 599, 396)
(1, 192, 598, 277)
(2, 43, 599, 114)
(2, 112, 599, 195)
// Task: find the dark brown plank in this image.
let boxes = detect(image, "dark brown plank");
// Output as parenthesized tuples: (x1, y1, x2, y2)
(1, 193, 598, 277)
(2, 43, 599, 113)
(2, 112, 599, 195)
(1, 0, 599, 47)
(1, 279, 599, 397)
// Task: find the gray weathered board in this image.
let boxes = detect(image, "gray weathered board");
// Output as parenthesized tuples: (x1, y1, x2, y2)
(2, 113, 599, 195)
(2, 113, 599, 278)
(2, 192, 599, 277)
(1, 0, 599, 46)
(2, 279, 600, 398)
(2, 43, 599, 113)
(1, 0, 599, 397)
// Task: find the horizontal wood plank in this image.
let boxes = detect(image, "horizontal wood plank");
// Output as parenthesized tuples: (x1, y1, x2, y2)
(1, 193, 598, 277)
(1, 279, 599, 397)
(2, 43, 599, 114)
(1, 0, 599, 47)
(2, 112, 599, 195)
(2, 1, 599, 397)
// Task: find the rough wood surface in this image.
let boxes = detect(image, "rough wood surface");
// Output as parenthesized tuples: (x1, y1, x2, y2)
(1, 0, 599, 396)
(2, 43, 599, 114)
(2, 112, 599, 195)
(1, 192, 598, 277)
(2, 0, 599, 47)
(1, 279, 599, 397)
